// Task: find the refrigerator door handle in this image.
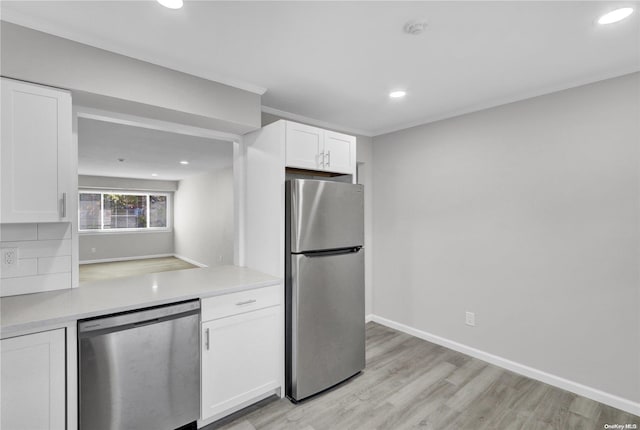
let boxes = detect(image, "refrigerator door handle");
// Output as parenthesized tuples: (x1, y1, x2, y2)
(302, 247, 362, 258)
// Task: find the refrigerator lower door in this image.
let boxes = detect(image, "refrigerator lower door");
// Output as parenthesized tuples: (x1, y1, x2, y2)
(289, 249, 365, 401)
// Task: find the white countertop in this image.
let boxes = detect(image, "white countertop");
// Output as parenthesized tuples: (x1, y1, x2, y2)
(0, 265, 281, 337)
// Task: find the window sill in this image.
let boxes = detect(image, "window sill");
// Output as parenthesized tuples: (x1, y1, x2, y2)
(79, 229, 173, 236)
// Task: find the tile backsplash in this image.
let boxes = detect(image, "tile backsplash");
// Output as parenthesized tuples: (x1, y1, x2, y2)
(0, 223, 72, 297)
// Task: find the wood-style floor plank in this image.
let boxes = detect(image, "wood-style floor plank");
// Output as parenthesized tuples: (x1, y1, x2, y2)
(204, 322, 639, 430)
(79, 256, 197, 282)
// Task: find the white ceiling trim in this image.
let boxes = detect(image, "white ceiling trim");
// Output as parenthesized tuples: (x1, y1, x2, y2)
(261, 106, 374, 137)
(372, 66, 640, 137)
(0, 10, 268, 96)
(75, 105, 242, 142)
(264, 64, 640, 138)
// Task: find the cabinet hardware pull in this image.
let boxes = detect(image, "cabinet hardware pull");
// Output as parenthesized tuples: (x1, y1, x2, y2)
(319, 151, 326, 168)
(236, 299, 257, 306)
(205, 328, 210, 350)
(61, 192, 67, 218)
(326, 150, 331, 168)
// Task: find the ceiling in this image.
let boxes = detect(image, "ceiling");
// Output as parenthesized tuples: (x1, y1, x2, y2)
(78, 118, 233, 180)
(2, 1, 639, 136)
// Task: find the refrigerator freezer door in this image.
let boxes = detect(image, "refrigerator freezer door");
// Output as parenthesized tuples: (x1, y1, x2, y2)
(289, 179, 364, 253)
(289, 249, 365, 400)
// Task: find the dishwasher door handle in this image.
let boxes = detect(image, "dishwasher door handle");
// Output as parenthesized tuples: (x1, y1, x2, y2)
(78, 300, 200, 335)
(133, 318, 160, 327)
(205, 328, 210, 350)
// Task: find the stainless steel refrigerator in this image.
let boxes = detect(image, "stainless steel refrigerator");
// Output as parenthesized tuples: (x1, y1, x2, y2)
(285, 179, 365, 402)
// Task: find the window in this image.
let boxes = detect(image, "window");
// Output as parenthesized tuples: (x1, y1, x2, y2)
(79, 191, 171, 232)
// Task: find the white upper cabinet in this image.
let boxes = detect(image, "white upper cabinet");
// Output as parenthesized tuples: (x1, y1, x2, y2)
(285, 122, 324, 171)
(1, 78, 72, 223)
(323, 130, 356, 174)
(285, 121, 356, 175)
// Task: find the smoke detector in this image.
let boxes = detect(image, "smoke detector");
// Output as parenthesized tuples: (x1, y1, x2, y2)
(404, 20, 428, 35)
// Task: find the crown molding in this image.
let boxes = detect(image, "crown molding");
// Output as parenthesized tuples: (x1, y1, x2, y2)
(261, 106, 373, 137)
(372, 67, 640, 137)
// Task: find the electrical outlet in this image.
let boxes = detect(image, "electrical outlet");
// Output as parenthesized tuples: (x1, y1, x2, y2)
(465, 311, 475, 327)
(91, 248, 96, 253)
(218, 255, 223, 263)
(2, 248, 18, 267)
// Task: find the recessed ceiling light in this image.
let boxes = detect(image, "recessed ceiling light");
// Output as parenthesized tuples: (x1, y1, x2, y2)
(598, 7, 634, 25)
(151, 173, 158, 177)
(180, 160, 189, 165)
(157, 0, 183, 10)
(389, 90, 407, 99)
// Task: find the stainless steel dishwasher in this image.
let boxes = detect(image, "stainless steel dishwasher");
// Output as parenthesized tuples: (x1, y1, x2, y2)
(78, 300, 200, 430)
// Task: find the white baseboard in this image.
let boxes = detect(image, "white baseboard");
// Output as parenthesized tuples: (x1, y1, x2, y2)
(365, 314, 374, 323)
(79, 253, 174, 265)
(370, 315, 640, 416)
(173, 254, 208, 268)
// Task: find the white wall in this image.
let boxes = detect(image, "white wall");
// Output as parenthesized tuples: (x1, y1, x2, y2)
(174, 168, 234, 267)
(79, 175, 178, 192)
(79, 232, 174, 263)
(372, 73, 639, 406)
(0, 22, 261, 134)
(356, 136, 374, 317)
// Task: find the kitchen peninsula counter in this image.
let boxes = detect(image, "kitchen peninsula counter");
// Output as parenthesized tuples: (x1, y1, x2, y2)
(1, 265, 281, 337)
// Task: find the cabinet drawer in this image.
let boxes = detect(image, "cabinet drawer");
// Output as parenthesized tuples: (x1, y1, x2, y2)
(202, 285, 281, 321)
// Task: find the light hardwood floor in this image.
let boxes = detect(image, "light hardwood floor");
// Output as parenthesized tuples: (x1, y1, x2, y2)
(79, 256, 198, 283)
(205, 322, 639, 430)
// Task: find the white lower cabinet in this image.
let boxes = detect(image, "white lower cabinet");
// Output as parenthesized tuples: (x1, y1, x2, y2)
(201, 286, 282, 423)
(1, 329, 66, 430)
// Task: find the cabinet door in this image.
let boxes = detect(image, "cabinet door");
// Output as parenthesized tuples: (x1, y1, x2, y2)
(1, 329, 66, 430)
(285, 122, 324, 170)
(323, 130, 356, 175)
(201, 306, 280, 421)
(1, 78, 72, 223)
